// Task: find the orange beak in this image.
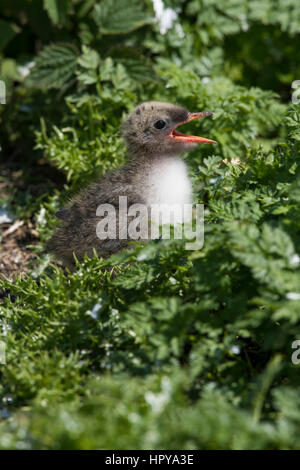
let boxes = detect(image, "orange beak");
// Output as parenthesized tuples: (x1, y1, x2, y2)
(169, 112, 217, 144)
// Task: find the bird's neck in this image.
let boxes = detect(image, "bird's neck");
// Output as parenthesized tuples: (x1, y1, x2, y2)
(126, 149, 184, 166)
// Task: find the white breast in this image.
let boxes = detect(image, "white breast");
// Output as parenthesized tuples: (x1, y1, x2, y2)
(146, 157, 193, 225)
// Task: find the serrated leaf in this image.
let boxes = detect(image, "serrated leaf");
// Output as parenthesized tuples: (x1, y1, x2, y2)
(110, 46, 157, 82)
(93, 0, 154, 35)
(29, 44, 77, 90)
(77, 46, 100, 70)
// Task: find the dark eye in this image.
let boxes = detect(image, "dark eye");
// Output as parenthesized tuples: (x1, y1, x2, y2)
(154, 120, 166, 130)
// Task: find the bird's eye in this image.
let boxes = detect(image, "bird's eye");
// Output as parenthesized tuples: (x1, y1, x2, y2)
(154, 120, 166, 130)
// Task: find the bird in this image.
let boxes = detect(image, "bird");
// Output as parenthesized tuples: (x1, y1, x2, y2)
(47, 101, 216, 269)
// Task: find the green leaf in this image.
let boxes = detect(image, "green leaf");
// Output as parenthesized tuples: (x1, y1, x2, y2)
(43, 0, 70, 25)
(77, 46, 100, 70)
(93, 0, 154, 35)
(29, 44, 78, 90)
(110, 46, 158, 82)
(0, 19, 20, 52)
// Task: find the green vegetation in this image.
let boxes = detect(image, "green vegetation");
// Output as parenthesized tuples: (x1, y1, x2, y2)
(0, 0, 300, 449)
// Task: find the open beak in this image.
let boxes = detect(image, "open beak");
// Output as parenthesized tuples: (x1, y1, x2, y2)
(169, 112, 217, 144)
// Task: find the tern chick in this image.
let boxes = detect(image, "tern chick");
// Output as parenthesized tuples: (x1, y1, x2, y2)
(48, 101, 216, 269)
